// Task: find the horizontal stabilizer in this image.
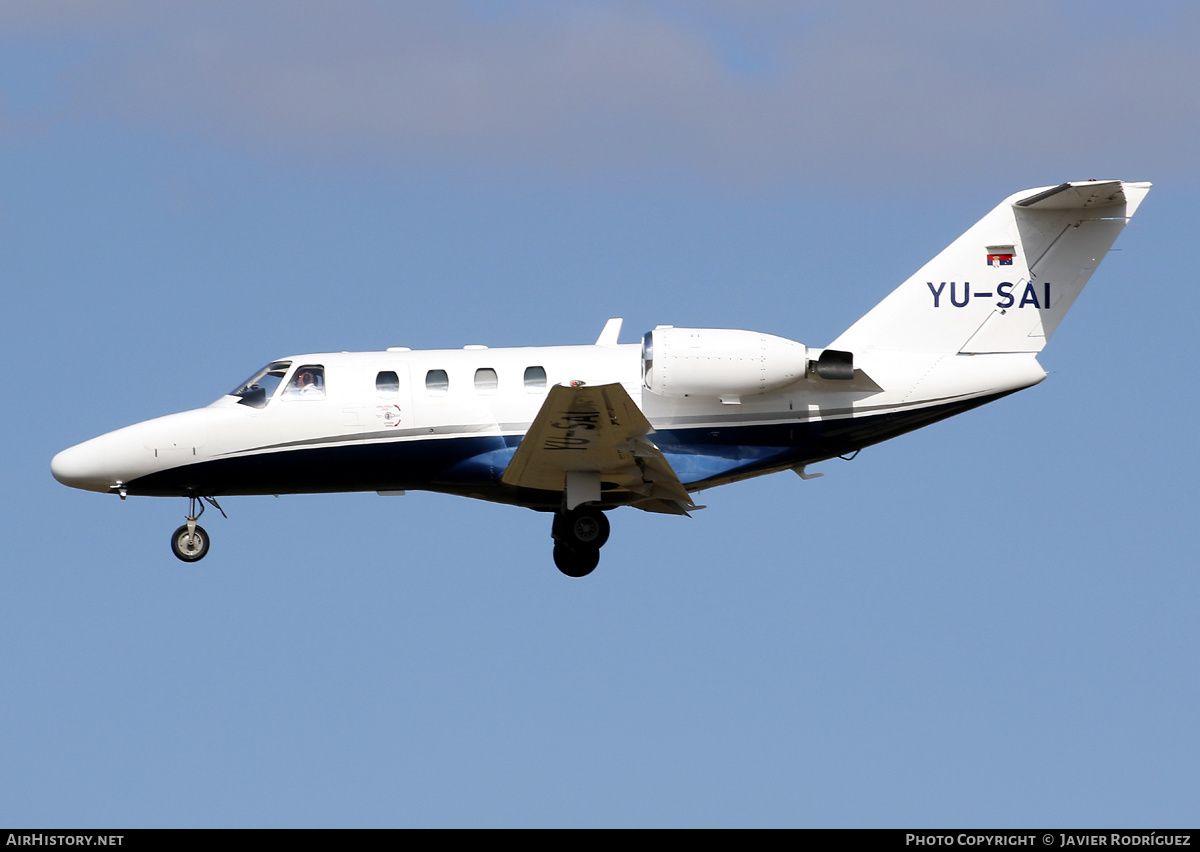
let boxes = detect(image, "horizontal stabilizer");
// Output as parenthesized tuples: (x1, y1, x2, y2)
(1015, 180, 1126, 209)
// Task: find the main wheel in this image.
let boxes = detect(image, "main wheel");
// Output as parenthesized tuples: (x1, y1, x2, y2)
(553, 543, 599, 578)
(171, 524, 210, 563)
(554, 508, 610, 549)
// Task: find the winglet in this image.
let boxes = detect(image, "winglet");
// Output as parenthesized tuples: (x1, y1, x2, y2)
(595, 318, 623, 345)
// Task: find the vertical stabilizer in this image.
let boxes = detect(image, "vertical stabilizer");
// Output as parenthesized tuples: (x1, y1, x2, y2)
(829, 181, 1151, 355)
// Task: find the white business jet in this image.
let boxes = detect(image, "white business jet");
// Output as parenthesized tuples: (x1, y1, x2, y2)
(52, 180, 1150, 576)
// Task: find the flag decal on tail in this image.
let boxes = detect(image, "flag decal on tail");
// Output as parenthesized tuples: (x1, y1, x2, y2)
(987, 245, 1015, 266)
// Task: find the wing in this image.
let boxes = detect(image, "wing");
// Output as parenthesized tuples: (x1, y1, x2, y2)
(501, 382, 698, 515)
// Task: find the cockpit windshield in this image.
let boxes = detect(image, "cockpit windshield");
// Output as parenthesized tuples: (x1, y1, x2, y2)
(229, 361, 291, 409)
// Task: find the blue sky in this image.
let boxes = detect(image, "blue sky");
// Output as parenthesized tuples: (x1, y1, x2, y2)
(3, 1, 1198, 827)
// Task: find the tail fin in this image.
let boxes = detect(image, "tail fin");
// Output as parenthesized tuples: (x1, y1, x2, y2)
(829, 180, 1151, 355)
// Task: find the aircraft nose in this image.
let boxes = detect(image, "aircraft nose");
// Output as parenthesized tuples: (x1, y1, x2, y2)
(51, 440, 116, 493)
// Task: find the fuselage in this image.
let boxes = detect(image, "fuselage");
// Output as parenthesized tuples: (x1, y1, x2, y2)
(50, 337, 1046, 510)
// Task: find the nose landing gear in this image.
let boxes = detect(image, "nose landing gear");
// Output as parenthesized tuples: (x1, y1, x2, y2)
(170, 495, 226, 563)
(551, 507, 610, 577)
(171, 521, 209, 562)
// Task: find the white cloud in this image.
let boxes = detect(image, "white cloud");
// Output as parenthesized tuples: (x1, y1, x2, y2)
(4, 0, 1196, 188)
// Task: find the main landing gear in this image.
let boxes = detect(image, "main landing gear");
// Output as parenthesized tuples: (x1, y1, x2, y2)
(170, 495, 226, 563)
(551, 506, 610, 578)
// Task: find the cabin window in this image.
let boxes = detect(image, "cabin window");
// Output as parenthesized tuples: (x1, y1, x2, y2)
(524, 366, 547, 391)
(474, 368, 499, 393)
(376, 371, 400, 399)
(425, 369, 449, 395)
(230, 361, 291, 409)
(284, 365, 325, 398)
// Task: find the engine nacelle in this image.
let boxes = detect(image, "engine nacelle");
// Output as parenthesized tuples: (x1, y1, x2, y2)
(642, 327, 810, 400)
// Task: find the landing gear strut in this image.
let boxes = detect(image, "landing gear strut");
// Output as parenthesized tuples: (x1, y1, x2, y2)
(170, 495, 226, 563)
(552, 506, 610, 577)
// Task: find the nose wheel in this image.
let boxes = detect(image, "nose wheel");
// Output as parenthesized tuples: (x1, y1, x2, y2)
(171, 522, 209, 562)
(551, 507, 610, 577)
(170, 495, 225, 563)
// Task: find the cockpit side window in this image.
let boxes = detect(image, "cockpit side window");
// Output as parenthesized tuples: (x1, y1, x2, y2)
(230, 361, 292, 409)
(285, 365, 326, 398)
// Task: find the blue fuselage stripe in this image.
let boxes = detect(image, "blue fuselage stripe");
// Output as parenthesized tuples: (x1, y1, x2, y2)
(124, 391, 1012, 501)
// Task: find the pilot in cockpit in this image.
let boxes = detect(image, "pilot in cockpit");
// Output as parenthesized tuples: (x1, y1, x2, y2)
(287, 368, 324, 397)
